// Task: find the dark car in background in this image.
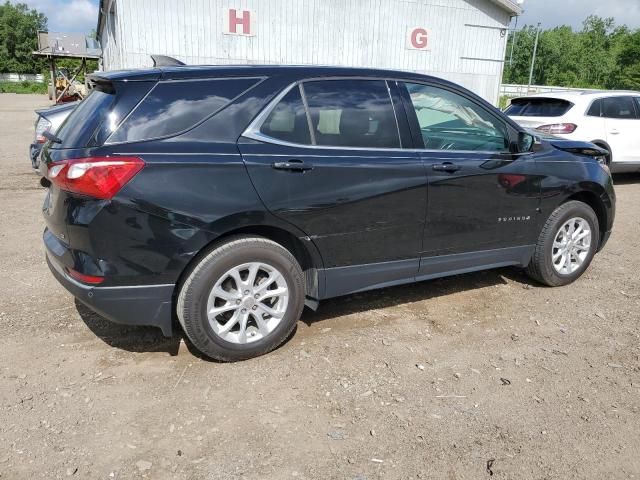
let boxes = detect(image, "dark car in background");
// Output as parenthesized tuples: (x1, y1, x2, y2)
(30, 101, 77, 170)
(40, 65, 615, 361)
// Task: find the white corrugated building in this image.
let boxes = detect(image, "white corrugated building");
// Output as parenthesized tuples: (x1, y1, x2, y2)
(96, 0, 522, 104)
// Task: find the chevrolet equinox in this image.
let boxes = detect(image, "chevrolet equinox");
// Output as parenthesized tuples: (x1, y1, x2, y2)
(41, 65, 616, 361)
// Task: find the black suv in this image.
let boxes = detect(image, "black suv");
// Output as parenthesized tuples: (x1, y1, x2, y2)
(41, 65, 615, 361)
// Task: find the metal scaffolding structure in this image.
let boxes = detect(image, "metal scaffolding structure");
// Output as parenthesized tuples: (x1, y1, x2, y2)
(32, 31, 102, 104)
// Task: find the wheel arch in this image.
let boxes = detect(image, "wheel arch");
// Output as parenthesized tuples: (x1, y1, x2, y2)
(172, 218, 325, 314)
(562, 189, 608, 248)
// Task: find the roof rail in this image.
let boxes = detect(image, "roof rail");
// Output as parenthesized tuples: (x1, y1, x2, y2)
(151, 55, 186, 67)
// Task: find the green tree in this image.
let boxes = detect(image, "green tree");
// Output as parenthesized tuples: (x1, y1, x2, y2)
(537, 26, 580, 86)
(504, 25, 538, 84)
(0, 1, 47, 73)
(609, 30, 640, 89)
(503, 15, 640, 91)
(576, 16, 617, 87)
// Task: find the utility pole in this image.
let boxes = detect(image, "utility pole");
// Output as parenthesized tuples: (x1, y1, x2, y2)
(527, 22, 541, 91)
(509, 15, 519, 67)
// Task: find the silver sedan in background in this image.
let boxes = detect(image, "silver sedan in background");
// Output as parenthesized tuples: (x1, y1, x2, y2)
(30, 101, 78, 170)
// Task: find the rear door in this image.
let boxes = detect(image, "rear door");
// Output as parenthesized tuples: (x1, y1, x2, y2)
(601, 96, 640, 163)
(398, 81, 540, 267)
(238, 78, 426, 296)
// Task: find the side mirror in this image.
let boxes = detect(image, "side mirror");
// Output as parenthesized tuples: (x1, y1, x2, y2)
(517, 132, 535, 153)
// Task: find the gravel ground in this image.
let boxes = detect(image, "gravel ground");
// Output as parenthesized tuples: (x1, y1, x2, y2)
(1, 93, 639, 480)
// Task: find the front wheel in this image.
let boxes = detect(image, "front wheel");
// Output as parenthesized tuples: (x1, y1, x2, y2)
(177, 236, 305, 361)
(526, 201, 599, 287)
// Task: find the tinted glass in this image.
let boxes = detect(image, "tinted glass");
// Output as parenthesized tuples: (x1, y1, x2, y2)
(601, 96, 637, 119)
(404, 82, 509, 152)
(504, 98, 573, 117)
(108, 78, 260, 143)
(586, 99, 602, 117)
(55, 89, 114, 148)
(635, 97, 640, 114)
(302, 80, 401, 148)
(259, 86, 311, 144)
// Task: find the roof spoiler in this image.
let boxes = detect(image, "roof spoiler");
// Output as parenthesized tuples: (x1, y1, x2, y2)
(87, 74, 116, 93)
(151, 55, 186, 67)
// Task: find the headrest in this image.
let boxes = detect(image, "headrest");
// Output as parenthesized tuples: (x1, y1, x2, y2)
(339, 109, 370, 137)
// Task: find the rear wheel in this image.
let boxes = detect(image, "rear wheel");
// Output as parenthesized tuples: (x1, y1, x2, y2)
(177, 236, 305, 361)
(526, 201, 599, 286)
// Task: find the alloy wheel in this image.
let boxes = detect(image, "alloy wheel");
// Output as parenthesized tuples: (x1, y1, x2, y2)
(206, 262, 289, 344)
(552, 217, 592, 275)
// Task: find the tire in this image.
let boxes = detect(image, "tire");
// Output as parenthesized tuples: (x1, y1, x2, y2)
(526, 201, 599, 287)
(177, 236, 305, 361)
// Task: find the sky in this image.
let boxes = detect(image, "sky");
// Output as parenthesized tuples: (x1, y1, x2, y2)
(517, 0, 640, 30)
(13, 0, 640, 35)
(20, 0, 99, 34)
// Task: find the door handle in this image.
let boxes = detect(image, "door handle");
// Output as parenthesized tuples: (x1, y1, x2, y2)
(432, 162, 461, 173)
(272, 159, 314, 172)
(610, 129, 620, 135)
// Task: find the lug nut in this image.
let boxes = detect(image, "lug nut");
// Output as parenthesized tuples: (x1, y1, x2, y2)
(252, 305, 257, 310)
(241, 308, 246, 313)
(236, 299, 241, 305)
(254, 294, 259, 299)
(244, 290, 250, 295)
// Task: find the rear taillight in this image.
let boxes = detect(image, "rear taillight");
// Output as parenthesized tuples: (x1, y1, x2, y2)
(47, 156, 144, 200)
(535, 123, 577, 134)
(35, 117, 52, 143)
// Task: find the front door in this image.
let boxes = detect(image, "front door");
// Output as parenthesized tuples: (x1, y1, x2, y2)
(398, 81, 540, 267)
(238, 79, 426, 296)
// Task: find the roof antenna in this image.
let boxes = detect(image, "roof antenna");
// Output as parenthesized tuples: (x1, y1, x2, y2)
(151, 55, 186, 67)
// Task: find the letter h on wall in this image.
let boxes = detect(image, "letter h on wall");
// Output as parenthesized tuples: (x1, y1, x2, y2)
(225, 8, 255, 36)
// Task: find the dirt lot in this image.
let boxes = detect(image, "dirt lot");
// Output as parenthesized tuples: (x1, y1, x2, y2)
(1, 93, 639, 480)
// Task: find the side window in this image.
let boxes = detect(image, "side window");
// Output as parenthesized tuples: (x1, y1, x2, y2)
(601, 96, 637, 119)
(586, 99, 602, 117)
(302, 80, 401, 148)
(403, 82, 509, 152)
(259, 85, 311, 145)
(108, 77, 260, 143)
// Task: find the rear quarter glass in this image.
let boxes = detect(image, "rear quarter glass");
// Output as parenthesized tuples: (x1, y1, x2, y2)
(106, 77, 262, 144)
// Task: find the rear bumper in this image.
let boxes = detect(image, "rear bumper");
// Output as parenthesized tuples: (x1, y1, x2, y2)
(45, 243, 175, 337)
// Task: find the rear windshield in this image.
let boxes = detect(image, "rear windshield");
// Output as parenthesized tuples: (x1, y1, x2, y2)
(54, 89, 114, 148)
(504, 98, 573, 117)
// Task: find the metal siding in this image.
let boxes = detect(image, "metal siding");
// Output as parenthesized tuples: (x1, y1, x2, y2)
(99, 0, 512, 104)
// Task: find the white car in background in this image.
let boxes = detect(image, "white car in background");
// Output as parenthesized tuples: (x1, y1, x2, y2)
(505, 91, 640, 173)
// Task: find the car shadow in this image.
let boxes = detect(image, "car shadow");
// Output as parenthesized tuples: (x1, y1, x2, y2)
(74, 267, 535, 358)
(300, 266, 532, 326)
(612, 173, 640, 185)
(75, 299, 182, 356)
